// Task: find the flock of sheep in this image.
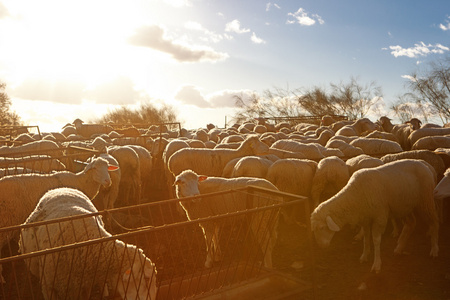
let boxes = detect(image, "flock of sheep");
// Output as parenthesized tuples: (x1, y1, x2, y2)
(1, 115, 450, 299)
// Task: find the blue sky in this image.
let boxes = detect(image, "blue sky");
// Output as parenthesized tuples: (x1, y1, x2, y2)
(0, 0, 449, 131)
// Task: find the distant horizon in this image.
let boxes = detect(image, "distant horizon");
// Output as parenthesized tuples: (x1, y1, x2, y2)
(0, 0, 448, 132)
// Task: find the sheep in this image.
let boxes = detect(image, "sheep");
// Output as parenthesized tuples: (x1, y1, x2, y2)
(380, 150, 446, 181)
(334, 118, 377, 137)
(325, 139, 364, 158)
(0, 155, 66, 173)
(0, 156, 118, 282)
(92, 153, 122, 211)
(411, 135, 450, 151)
(270, 140, 326, 160)
(168, 135, 270, 177)
(230, 155, 279, 178)
(349, 137, 403, 156)
(293, 129, 334, 146)
(310, 156, 350, 209)
(345, 154, 384, 175)
(19, 187, 157, 300)
(407, 127, 450, 149)
(127, 145, 153, 198)
(0, 140, 62, 157)
(174, 169, 280, 269)
(266, 158, 317, 199)
(311, 159, 439, 273)
(72, 118, 113, 139)
(364, 130, 400, 143)
(108, 145, 142, 207)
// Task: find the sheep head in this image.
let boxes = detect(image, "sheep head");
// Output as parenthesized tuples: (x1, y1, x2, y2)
(85, 157, 119, 188)
(174, 169, 207, 199)
(310, 213, 340, 248)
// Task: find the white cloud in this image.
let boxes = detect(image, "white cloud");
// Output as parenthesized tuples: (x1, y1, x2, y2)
(225, 19, 250, 34)
(251, 32, 266, 44)
(401, 75, 417, 82)
(266, 3, 281, 12)
(386, 42, 449, 58)
(163, 0, 192, 8)
(439, 17, 450, 31)
(174, 85, 211, 108)
(128, 25, 229, 63)
(0, 2, 10, 19)
(184, 21, 224, 43)
(287, 8, 324, 26)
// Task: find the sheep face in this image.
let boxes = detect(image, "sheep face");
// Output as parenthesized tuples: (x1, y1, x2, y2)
(174, 170, 206, 198)
(87, 158, 119, 188)
(311, 215, 340, 248)
(117, 245, 157, 300)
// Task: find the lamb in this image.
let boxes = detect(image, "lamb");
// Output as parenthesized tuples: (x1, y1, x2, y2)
(311, 159, 439, 273)
(168, 135, 270, 177)
(174, 169, 280, 269)
(19, 187, 157, 300)
(310, 156, 350, 209)
(0, 156, 119, 282)
(349, 137, 403, 156)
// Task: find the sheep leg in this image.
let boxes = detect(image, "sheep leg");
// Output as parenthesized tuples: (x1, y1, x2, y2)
(212, 226, 222, 262)
(201, 224, 215, 268)
(394, 214, 416, 255)
(359, 224, 371, 263)
(427, 217, 439, 257)
(371, 221, 387, 273)
(0, 265, 4, 284)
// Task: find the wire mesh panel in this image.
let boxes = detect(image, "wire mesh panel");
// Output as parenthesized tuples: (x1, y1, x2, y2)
(0, 186, 312, 300)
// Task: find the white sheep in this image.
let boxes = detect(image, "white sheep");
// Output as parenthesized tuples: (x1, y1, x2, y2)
(230, 155, 279, 178)
(334, 118, 377, 137)
(0, 156, 119, 282)
(127, 145, 153, 198)
(349, 137, 403, 156)
(411, 135, 450, 151)
(310, 156, 350, 209)
(0, 155, 66, 173)
(311, 159, 439, 273)
(434, 168, 450, 223)
(0, 140, 61, 157)
(19, 187, 157, 300)
(325, 139, 364, 158)
(72, 118, 113, 139)
(168, 135, 270, 177)
(407, 127, 450, 149)
(271, 140, 343, 160)
(345, 154, 384, 176)
(162, 139, 191, 198)
(92, 153, 122, 211)
(174, 169, 280, 269)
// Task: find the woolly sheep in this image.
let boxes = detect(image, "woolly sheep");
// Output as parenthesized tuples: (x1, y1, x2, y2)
(380, 150, 446, 181)
(0, 155, 66, 173)
(20, 187, 156, 300)
(72, 118, 113, 139)
(311, 159, 439, 273)
(168, 135, 270, 177)
(411, 135, 450, 151)
(349, 137, 403, 156)
(407, 127, 450, 149)
(174, 169, 280, 269)
(230, 155, 279, 178)
(434, 168, 450, 223)
(0, 156, 118, 282)
(335, 118, 377, 137)
(108, 145, 142, 207)
(325, 139, 364, 158)
(127, 145, 153, 197)
(266, 158, 317, 198)
(345, 154, 384, 175)
(0, 140, 61, 157)
(271, 140, 343, 160)
(310, 156, 350, 209)
(365, 130, 399, 143)
(92, 153, 122, 211)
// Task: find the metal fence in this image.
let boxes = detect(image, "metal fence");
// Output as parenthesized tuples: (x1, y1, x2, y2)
(0, 186, 313, 300)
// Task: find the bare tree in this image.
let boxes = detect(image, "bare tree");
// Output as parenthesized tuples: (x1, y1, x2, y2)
(403, 56, 450, 123)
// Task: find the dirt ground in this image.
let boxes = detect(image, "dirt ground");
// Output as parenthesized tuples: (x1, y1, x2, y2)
(273, 216, 450, 300)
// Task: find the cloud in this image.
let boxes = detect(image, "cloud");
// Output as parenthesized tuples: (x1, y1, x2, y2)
(163, 0, 192, 8)
(386, 42, 449, 58)
(287, 8, 324, 26)
(439, 17, 450, 31)
(174, 85, 254, 108)
(266, 3, 281, 11)
(401, 75, 417, 82)
(128, 25, 229, 63)
(251, 32, 266, 44)
(225, 20, 250, 34)
(13, 78, 86, 104)
(184, 21, 224, 43)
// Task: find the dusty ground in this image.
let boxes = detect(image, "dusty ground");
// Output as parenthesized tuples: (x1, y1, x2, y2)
(273, 217, 450, 300)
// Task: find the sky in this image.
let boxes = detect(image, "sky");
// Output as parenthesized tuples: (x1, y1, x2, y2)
(0, 0, 449, 132)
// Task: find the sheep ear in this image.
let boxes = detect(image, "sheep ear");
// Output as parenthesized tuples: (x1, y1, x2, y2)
(326, 216, 340, 232)
(108, 165, 119, 171)
(198, 175, 208, 182)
